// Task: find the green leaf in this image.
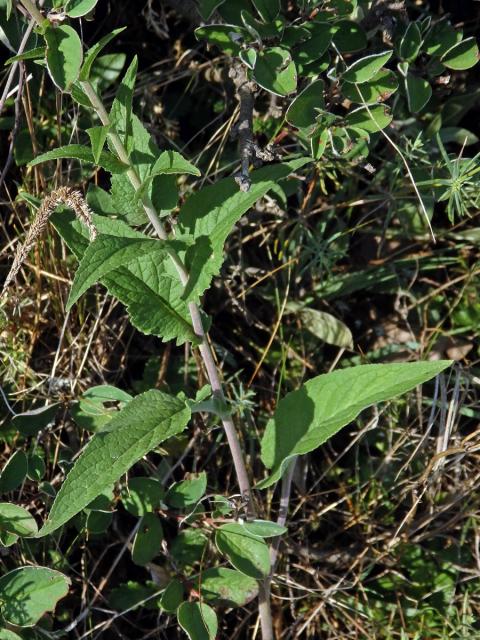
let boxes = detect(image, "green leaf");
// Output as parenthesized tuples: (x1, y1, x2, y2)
(121, 477, 163, 516)
(243, 519, 287, 538)
(332, 20, 366, 53)
(441, 37, 480, 71)
(71, 385, 132, 432)
(253, 46, 297, 96)
(0, 567, 70, 626)
(342, 51, 392, 84)
(86, 125, 109, 164)
(5, 46, 46, 65)
(345, 105, 392, 132)
(177, 602, 218, 640)
(0, 450, 27, 493)
(198, 567, 258, 607)
(165, 472, 207, 509)
(37, 390, 191, 536)
(79, 27, 126, 81)
(109, 581, 158, 611)
(65, 0, 99, 17)
(292, 22, 334, 70)
(239, 47, 257, 69)
(195, 24, 250, 56)
(286, 79, 324, 131)
(341, 69, 398, 104)
(178, 158, 311, 302)
(258, 360, 452, 488)
(197, 0, 225, 21)
(28, 144, 127, 174)
(171, 529, 208, 569)
(252, 0, 279, 22)
(0, 503, 38, 537)
(405, 74, 432, 113)
(109, 56, 138, 153)
(132, 513, 163, 566)
(44, 25, 83, 91)
(0, 630, 22, 640)
(296, 307, 353, 348)
(67, 234, 167, 310)
(27, 454, 46, 482)
(424, 21, 460, 58)
(149, 150, 200, 177)
(159, 578, 184, 612)
(397, 21, 422, 61)
(12, 403, 59, 437)
(215, 522, 271, 579)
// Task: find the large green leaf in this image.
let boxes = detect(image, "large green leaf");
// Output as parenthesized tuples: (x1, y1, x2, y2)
(44, 25, 83, 91)
(258, 360, 452, 488)
(0, 567, 70, 626)
(178, 158, 311, 302)
(29, 144, 127, 174)
(37, 390, 191, 536)
(66, 234, 167, 309)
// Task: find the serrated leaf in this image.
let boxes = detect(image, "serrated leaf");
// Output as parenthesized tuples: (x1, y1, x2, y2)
(29, 144, 127, 174)
(178, 158, 311, 302)
(0, 567, 70, 626)
(37, 390, 191, 536)
(345, 104, 392, 132)
(44, 25, 83, 91)
(0, 503, 38, 537)
(258, 360, 452, 488)
(254, 46, 297, 96)
(109, 56, 138, 153)
(406, 74, 432, 113)
(65, 0, 99, 17)
(132, 513, 163, 566)
(441, 37, 480, 71)
(67, 234, 167, 309)
(198, 567, 258, 607)
(136, 150, 200, 202)
(79, 27, 126, 81)
(286, 79, 324, 131)
(216, 523, 271, 579)
(178, 602, 218, 640)
(0, 450, 27, 493)
(165, 472, 207, 509)
(342, 51, 392, 84)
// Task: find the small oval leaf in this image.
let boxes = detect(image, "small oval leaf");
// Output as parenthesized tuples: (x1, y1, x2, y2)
(44, 25, 83, 91)
(177, 602, 218, 640)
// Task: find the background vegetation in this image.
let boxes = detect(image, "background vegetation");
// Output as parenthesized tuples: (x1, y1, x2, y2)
(1, 0, 480, 638)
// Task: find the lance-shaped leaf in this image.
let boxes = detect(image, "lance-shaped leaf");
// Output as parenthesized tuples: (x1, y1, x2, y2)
(0, 567, 70, 626)
(79, 27, 126, 81)
(178, 158, 311, 302)
(29, 144, 127, 174)
(37, 390, 191, 536)
(67, 234, 167, 309)
(258, 360, 452, 488)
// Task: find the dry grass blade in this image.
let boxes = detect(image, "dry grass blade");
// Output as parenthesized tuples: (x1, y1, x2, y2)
(2, 187, 97, 294)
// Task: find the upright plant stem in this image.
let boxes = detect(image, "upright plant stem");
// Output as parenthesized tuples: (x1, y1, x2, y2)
(17, 4, 275, 634)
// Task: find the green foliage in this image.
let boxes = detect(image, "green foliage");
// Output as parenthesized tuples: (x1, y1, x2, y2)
(215, 522, 271, 579)
(38, 390, 191, 536)
(177, 602, 218, 640)
(0, 450, 28, 493)
(258, 361, 452, 488)
(0, 567, 70, 626)
(44, 24, 83, 91)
